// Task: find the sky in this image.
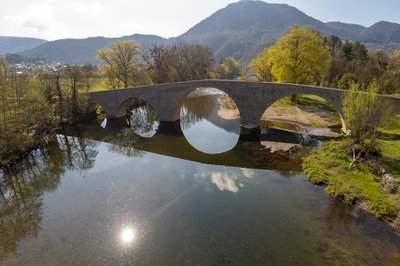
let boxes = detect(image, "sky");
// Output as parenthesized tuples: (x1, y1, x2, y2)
(1, 0, 399, 41)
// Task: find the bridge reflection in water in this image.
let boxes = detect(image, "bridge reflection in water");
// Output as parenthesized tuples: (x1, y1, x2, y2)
(87, 89, 342, 168)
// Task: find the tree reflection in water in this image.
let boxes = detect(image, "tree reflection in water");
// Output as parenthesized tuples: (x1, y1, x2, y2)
(105, 128, 145, 158)
(0, 132, 98, 261)
(180, 95, 215, 130)
(126, 101, 159, 138)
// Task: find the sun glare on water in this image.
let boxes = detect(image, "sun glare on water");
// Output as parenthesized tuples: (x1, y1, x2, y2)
(120, 227, 136, 243)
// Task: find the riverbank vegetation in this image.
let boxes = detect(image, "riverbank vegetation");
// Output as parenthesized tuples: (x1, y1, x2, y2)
(0, 58, 88, 165)
(303, 128, 400, 229)
(303, 82, 400, 229)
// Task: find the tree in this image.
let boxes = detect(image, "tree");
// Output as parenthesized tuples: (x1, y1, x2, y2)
(253, 25, 331, 101)
(64, 66, 88, 122)
(97, 41, 141, 88)
(145, 46, 175, 84)
(172, 43, 215, 81)
(250, 48, 274, 82)
(0, 57, 58, 163)
(145, 44, 215, 83)
(81, 64, 99, 92)
(216, 57, 241, 79)
(380, 51, 400, 94)
(343, 80, 390, 168)
(267, 25, 331, 84)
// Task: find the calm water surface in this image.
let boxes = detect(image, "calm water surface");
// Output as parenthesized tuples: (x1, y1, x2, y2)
(1, 93, 400, 265)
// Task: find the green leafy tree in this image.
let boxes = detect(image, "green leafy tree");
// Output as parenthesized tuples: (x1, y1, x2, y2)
(343, 80, 390, 168)
(249, 48, 274, 82)
(380, 51, 400, 94)
(97, 41, 142, 88)
(266, 26, 330, 85)
(251, 25, 331, 101)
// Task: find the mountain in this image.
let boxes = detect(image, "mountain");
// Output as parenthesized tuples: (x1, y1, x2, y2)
(177, 0, 331, 63)
(21, 34, 168, 65)
(325, 22, 367, 41)
(360, 21, 400, 43)
(0, 36, 47, 55)
(9, 0, 400, 65)
(177, 1, 400, 63)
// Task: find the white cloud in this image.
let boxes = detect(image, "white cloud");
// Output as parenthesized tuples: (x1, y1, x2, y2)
(0, 0, 233, 40)
(22, 18, 48, 33)
(1, 0, 399, 40)
(71, 1, 104, 16)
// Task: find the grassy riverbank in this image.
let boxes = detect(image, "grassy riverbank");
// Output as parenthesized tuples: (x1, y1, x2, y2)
(303, 117, 400, 229)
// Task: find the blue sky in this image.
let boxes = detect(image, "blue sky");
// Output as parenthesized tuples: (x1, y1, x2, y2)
(0, 0, 399, 40)
(269, 0, 400, 26)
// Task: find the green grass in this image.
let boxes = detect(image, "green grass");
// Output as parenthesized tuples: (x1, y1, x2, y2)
(303, 140, 400, 220)
(379, 140, 400, 179)
(379, 116, 400, 136)
(295, 94, 337, 113)
(272, 94, 336, 111)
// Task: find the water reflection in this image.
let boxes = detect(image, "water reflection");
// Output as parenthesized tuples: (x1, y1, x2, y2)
(73, 123, 307, 173)
(0, 132, 98, 262)
(100, 118, 107, 128)
(126, 102, 160, 138)
(104, 129, 145, 158)
(195, 168, 255, 193)
(180, 89, 241, 154)
(2, 129, 400, 265)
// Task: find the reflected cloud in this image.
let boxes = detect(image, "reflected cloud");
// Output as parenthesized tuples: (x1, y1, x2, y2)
(197, 168, 256, 193)
(211, 172, 239, 193)
(241, 168, 255, 178)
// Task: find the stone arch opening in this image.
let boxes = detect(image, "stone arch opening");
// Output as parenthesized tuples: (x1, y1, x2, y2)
(87, 102, 108, 128)
(259, 93, 346, 137)
(116, 97, 160, 138)
(173, 87, 241, 123)
(177, 87, 242, 154)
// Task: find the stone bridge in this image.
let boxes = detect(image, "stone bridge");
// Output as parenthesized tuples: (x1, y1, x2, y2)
(87, 80, 400, 130)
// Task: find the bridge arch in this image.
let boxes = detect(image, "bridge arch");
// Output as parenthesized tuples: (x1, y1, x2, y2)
(116, 96, 160, 119)
(115, 96, 161, 137)
(87, 101, 108, 119)
(173, 86, 242, 123)
(260, 92, 346, 132)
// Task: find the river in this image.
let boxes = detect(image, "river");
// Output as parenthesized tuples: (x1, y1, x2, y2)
(1, 92, 399, 265)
